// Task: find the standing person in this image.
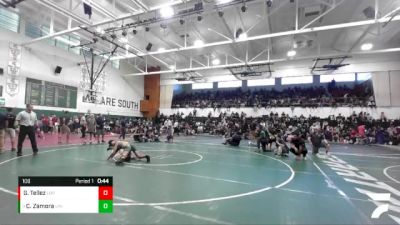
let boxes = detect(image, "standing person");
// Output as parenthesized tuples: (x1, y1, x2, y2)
(51, 114, 58, 134)
(58, 112, 71, 144)
(0, 110, 6, 153)
(119, 118, 126, 140)
(5, 108, 17, 152)
(15, 104, 39, 156)
(86, 113, 96, 144)
(96, 114, 105, 144)
(80, 114, 87, 139)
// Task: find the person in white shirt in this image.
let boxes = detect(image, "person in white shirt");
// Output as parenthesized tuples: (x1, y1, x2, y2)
(16, 104, 39, 156)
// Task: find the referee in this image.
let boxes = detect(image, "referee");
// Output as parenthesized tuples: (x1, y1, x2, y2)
(16, 104, 39, 156)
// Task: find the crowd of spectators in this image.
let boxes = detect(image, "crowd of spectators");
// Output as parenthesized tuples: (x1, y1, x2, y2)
(172, 80, 375, 108)
(37, 108, 397, 147)
(153, 110, 399, 146)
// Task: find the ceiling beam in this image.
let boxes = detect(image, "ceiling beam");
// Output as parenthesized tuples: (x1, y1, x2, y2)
(82, 0, 117, 19)
(111, 15, 400, 60)
(300, 0, 344, 30)
(124, 47, 400, 76)
(20, 0, 193, 46)
(35, 0, 90, 26)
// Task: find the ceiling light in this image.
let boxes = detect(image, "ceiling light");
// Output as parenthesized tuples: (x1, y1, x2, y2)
(218, 11, 224, 17)
(212, 58, 221, 65)
(193, 39, 204, 48)
(287, 50, 296, 57)
(179, 18, 185, 25)
(238, 32, 247, 40)
(146, 43, 153, 51)
(266, 0, 273, 7)
(160, 6, 174, 18)
(110, 33, 117, 39)
(119, 37, 128, 43)
(197, 15, 202, 21)
(235, 28, 243, 38)
(218, 0, 233, 4)
(361, 43, 373, 51)
(132, 29, 137, 35)
(169, 65, 176, 70)
(122, 30, 127, 37)
(96, 27, 105, 34)
(158, 47, 166, 52)
(241, 5, 247, 12)
(145, 27, 150, 32)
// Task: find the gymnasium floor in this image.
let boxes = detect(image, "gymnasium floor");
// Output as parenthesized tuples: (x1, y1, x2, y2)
(0, 135, 399, 225)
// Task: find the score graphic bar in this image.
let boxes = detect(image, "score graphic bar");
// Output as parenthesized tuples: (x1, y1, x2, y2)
(18, 177, 113, 214)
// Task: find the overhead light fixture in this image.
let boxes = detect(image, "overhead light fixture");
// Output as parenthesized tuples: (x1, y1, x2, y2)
(218, 11, 224, 17)
(121, 30, 127, 37)
(235, 28, 243, 38)
(160, 5, 174, 18)
(241, 4, 247, 12)
(193, 39, 204, 48)
(212, 58, 221, 65)
(92, 37, 98, 43)
(96, 27, 105, 34)
(110, 33, 117, 39)
(218, 0, 233, 4)
(119, 37, 128, 43)
(361, 43, 373, 51)
(145, 27, 150, 32)
(146, 43, 153, 51)
(238, 32, 247, 40)
(197, 15, 202, 21)
(179, 18, 185, 25)
(287, 50, 296, 57)
(169, 65, 176, 70)
(132, 29, 137, 35)
(266, 0, 273, 7)
(158, 47, 166, 52)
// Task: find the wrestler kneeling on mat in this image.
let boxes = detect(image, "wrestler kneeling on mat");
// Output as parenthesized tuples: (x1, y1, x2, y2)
(107, 140, 150, 165)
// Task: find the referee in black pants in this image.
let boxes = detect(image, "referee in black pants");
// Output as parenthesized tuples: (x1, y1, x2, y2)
(16, 104, 39, 157)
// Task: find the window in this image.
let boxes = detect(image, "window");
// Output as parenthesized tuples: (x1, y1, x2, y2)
(55, 35, 70, 51)
(247, 78, 275, 87)
(41, 26, 55, 46)
(0, 8, 20, 33)
(69, 36, 80, 55)
(281, 76, 313, 85)
(25, 21, 42, 38)
(357, 72, 372, 81)
(218, 80, 242, 88)
(320, 74, 355, 83)
(192, 82, 213, 90)
(112, 60, 120, 69)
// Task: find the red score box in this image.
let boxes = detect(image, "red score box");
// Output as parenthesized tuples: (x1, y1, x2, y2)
(98, 186, 113, 200)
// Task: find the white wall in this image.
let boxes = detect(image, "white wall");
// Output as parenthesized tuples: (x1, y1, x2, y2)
(0, 29, 144, 116)
(160, 107, 400, 119)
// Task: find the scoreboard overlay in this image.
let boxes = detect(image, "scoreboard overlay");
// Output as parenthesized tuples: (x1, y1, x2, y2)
(18, 177, 113, 214)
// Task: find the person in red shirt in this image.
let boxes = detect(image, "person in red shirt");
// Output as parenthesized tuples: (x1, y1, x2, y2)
(350, 128, 358, 144)
(357, 125, 366, 138)
(41, 115, 50, 133)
